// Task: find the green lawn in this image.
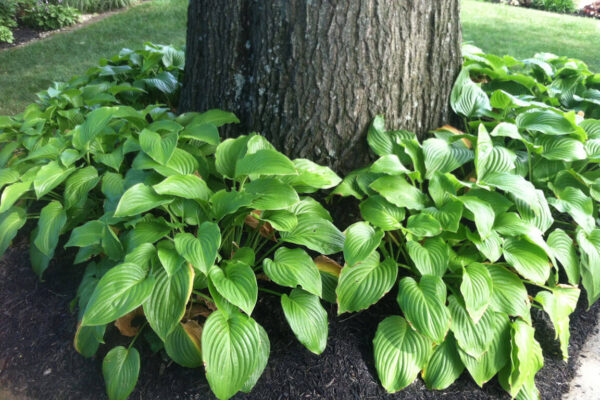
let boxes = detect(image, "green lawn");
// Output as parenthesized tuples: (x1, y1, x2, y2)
(462, 0, 600, 71)
(1, 0, 599, 115)
(0, 0, 188, 115)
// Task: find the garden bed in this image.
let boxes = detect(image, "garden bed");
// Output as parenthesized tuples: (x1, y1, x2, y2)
(0, 228, 598, 400)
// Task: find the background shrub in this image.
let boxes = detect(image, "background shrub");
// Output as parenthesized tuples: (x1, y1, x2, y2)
(0, 25, 14, 43)
(20, 2, 80, 31)
(531, 0, 576, 12)
(60, 0, 139, 13)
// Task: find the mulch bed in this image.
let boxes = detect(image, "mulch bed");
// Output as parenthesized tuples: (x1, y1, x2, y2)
(0, 27, 42, 51)
(0, 228, 598, 400)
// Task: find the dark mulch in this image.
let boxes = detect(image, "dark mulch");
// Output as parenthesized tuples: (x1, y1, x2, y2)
(0, 229, 598, 400)
(0, 27, 42, 50)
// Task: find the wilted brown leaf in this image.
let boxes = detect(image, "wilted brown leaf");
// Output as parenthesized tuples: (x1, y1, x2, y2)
(114, 307, 145, 337)
(314, 255, 342, 277)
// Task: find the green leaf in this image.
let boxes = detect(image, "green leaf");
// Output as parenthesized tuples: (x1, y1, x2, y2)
(209, 261, 258, 316)
(281, 159, 341, 193)
(343, 222, 384, 267)
(423, 138, 474, 178)
(215, 135, 250, 179)
(33, 201, 67, 258)
(81, 263, 155, 326)
(535, 286, 580, 359)
(0, 181, 31, 214)
(102, 346, 140, 400)
(256, 209, 297, 232)
(240, 323, 270, 394)
(503, 237, 550, 285)
(359, 195, 405, 231)
(373, 316, 433, 393)
(459, 312, 511, 387)
(451, 68, 491, 118)
(406, 237, 449, 277)
(153, 174, 212, 200)
(164, 321, 204, 368)
(34, 161, 75, 199)
(80, 107, 115, 148)
(367, 115, 393, 156)
(537, 135, 586, 162)
(397, 275, 450, 344)
(244, 178, 299, 210)
(263, 247, 322, 297)
(547, 229, 579, 285)
(458, 195, 495, 239)
(180, 123, 220, 145)
(369, 175, 427, 210)
(144, 263, 194, 341)
(488, 265, 531, 323)
(0, 169, 20, 191)
(156, 241, 184, 276)
(64, 166, 100, 209)
(280, 215, 345, 255)
(405, 213, 443, 237)
(189, 109, 239, 127)
(548, 187, 595, 234)
(235, 149, 297, 178)
(460, 263, 493, 323)
(139, 129, 178, 165)
(503, 320, 544, 397)
(211, 190, 254, 221)
(516, 109, 575, 135)
(475, 124, 516, 181)
(370, 154, 410, 175)
(202, 310, 263, 400)
(422, 334, 465, 390)
(174, 222, 220, 275)
(337, 252, 397, 314)
(576, 229, 600, 305)
(65, 220, 104, 248)
(482, 172, 540, 215)
(281, 288, 328, 354)
(74, 324, 106, 358)
(422, 201, 463, 234)
(113, 183, 173, 218)
(0, 207, 26, 257)
(449, 295, 495, 358)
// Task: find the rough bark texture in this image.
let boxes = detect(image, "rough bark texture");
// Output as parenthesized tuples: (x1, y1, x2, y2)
(180, 0, 462, 173)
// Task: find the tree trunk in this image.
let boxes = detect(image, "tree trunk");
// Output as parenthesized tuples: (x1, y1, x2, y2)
(180, 0, 462, 173)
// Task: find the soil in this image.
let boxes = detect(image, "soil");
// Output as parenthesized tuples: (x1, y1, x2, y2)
(1, 228, 599, 400)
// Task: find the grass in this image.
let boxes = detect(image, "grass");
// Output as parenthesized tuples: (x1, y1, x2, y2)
(462, 0, 600, 71)
(0, 0, 187, 115)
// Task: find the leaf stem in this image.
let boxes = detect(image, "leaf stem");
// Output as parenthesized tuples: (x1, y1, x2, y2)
(128, 321, 147, 349)
(259, 287, 282, 297)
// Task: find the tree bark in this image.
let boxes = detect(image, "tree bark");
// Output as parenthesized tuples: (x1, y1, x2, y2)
(180, 0, 462, 173)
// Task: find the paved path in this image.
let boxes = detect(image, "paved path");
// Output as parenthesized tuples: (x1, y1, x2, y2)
(563, 311, 600, 400)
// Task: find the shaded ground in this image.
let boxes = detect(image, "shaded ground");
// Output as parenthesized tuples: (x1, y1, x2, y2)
(0, 230, 598, 400)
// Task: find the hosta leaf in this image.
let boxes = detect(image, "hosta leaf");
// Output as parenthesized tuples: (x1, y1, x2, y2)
(0, 169, 19, 191)
(475, 124, 516, 182)
(359, 195, 405, 231)
(65, 220, 104, 248)
(113, 183, 173, 218)
(288, 197, 332, 221)
(174, 222, 220, 275)
(180, 122, 220, 145)
(80, 107, 115, 148)
(516, 109, 575, 135)
(344, 222, 384, 267)
(144, 263, 194, 341)
(367, 115, 393, 156)
(423, 138, 474, 178)
(202, 310, 263, 400)
(211, 190, 254, 221)
(0, 181, 31, 214)
(74, 324, 106, 358)
(263, 247, 322, 297)
(240, 322, 270, 393)
(405, 213, 443, 237)
(537, 135, 586, 162)
(81, 263, 155, 326)
(153, 174, 212, 200)
(337, 252, 397, 314)
(256, 210, 297, 232)
(576, 229, 600, 305)
(370, 175, 427, 210)
(503, 320, 543, 397)
(460, 263, 493, 323)
(0, 207, 26, 257)
(370, 154, 410, 175)
(488, 265, 530, 323)
(33, 201, 67, 258)
(422, 200, 463, 233)
(534, 286, 580, 359)
(547, 229, 579, 285)
(139, 129, 178, 165)
(102, 346, 140, 400)
(209, 261, 258, 316)
(64, 166, 100, 209)
(422, 334, 465, 390)
(459, 195, 495, 239)
(397, 275, 450, 343)
(514, 189, 554, 234)
(503, 237, 551, 285)
(451, 68, 491, 118)
(281, 288, 328, 354)
(548, 187, 595, 234)
(482, 172, 540, 215)
(280, 214, 345, 255)
(215, 135, 250, 179)
(244, 178, 299, 210)
(449, 295, 495, 359)
(235, 149, 297, 178)
(406, 237, 449, 277)
(281, 158, 341, 193)
(34, 161, 75, 199)
(184, 109, 239, 127)
(466, 229, 503, 262)
(143, 71, 179, 94)
(314, 255, 342, 304)
(459, 312, 511, 387)
(164, 321, 204, 368)
(124, 219, 170, 251)
(373, 316, 433, 393)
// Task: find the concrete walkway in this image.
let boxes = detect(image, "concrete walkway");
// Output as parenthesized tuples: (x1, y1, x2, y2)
(563, 311, 600, 399)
